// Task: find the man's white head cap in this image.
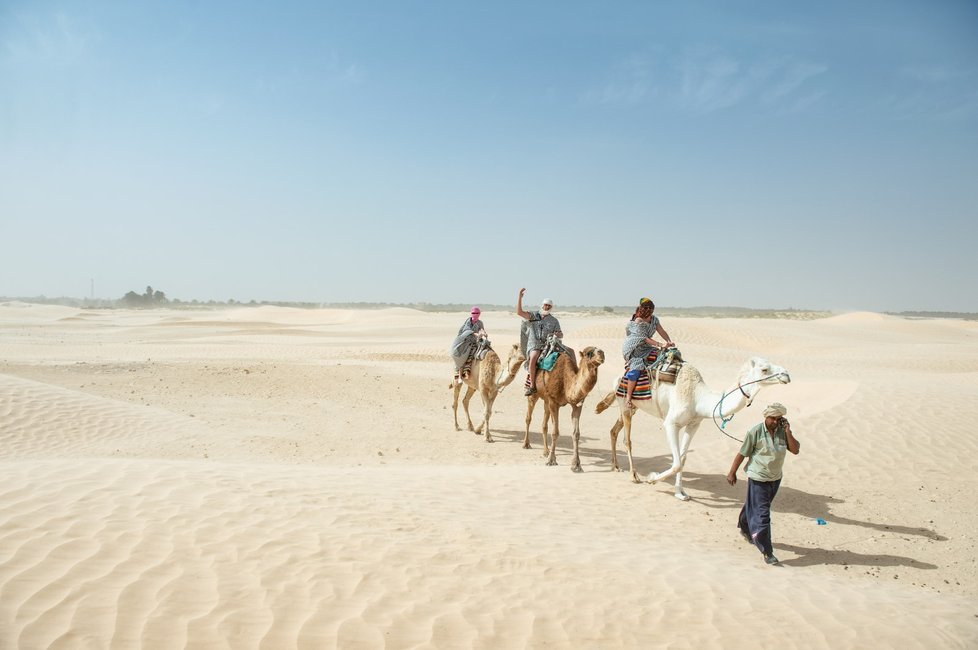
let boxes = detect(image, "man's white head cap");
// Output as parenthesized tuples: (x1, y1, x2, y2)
(763, 403, 787, 418)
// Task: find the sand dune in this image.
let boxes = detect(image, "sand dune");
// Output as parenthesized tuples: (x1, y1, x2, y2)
(1, 306, 976, 648)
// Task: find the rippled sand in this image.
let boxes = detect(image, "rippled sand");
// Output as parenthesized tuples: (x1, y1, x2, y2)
(1, 302, 976, 648)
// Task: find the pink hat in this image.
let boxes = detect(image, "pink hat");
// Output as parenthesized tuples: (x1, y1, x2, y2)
(470, 306, 481, 315)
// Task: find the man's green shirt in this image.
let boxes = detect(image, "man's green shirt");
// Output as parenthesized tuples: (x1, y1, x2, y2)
(739, 422, 788, 482)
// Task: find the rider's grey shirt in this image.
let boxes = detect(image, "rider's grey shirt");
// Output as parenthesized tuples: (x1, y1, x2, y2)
(457, 318, 484, 337)
(524, 311, 561, 354)
(450, 317, 485, 369)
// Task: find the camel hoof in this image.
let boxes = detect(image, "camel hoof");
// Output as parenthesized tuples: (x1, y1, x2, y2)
(675, 491, 690, 501)
(522, 443, 531, 450)
(571, 464, 583, 473)
(485, 436, 494, 444)
(647, 472, 660, 484)
(612, 466, 624, 473)
(454, 426, 462, 432)
(631, 473, 641, 484)
(546, 458, 557, 467)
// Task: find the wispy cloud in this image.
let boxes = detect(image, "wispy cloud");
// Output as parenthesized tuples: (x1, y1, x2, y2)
(582, 54, 655, 106)
(890, 65, 978, 120)
(337, 63, 364, 85)
(322, 52, 365, 87)
(900, 65, 970, 84)
(583, 48, 828, 114)
(254, 51, 365, 95)
(676, 50, 752, 113)
(761, 62, 828, 104)
(2, 11, 98, 66)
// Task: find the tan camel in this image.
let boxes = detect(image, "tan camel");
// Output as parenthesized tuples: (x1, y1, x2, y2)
(451, 343, 525, 443)
(523, 346, 606, 471)
(594, 357, 790, 500)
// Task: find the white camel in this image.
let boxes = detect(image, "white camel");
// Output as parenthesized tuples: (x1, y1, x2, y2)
(594, 357, 790, 500)
(451, 343, 525, 442)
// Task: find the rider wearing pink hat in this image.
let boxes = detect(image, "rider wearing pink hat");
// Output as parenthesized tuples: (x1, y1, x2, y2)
(449, 306, 488, 380)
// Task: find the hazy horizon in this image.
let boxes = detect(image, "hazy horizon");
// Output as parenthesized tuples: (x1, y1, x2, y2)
(7, 292, 976, 319)
(2, 2, 976, 312)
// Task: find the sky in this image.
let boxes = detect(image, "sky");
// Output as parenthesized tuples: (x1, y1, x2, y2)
(1, 1, 976, 312)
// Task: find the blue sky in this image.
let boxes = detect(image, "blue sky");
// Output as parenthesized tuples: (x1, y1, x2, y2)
(2, 1, 976, 311)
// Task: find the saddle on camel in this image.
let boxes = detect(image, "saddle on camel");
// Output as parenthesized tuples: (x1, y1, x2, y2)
(614, 347, 684, 401)
(455, 337, 494, 383)
(522, 335, 577, 390)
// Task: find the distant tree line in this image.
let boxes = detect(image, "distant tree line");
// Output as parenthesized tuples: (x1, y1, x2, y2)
(120, 285, 168, 308)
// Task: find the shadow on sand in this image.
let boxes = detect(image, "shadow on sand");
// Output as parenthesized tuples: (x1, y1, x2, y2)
(481, 425, 947, 570)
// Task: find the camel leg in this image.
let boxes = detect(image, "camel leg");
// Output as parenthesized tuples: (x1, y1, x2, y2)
(476, 389, 496, 443)
(670, 421, 700, 501)
(622, 408, 642, 483)
(541, 401, 552, 457)
(545, 404, 560, 466)
(461, 386, 476, 432)
(570, 403, 583, 473)
(451, 382, 463, 431)
(648, 420, 683, 487)
(609, 415, 624, 472)
(523, 394, 539, 449)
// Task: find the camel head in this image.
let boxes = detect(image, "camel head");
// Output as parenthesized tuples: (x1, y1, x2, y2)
(579, 346, 606, 369)
(740, 357, 791, 388)
(506, 344, 526, 375)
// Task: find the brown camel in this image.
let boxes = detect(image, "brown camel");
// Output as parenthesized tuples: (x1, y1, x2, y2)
(523, 346, 605, 471)
(451, 343, 525, 442)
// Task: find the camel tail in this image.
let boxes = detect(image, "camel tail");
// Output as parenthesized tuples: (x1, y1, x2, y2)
(594, 391, 616, 414)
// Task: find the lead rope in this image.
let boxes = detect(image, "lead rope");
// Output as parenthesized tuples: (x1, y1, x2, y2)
(711, 372, 789, 444)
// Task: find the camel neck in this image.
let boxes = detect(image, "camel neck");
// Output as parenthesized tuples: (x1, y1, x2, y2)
(700, 386, 748, 420)
(568, 364, 597, 403)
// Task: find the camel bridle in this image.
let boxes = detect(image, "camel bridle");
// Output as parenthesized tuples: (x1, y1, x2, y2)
(712, 372, 790, 444)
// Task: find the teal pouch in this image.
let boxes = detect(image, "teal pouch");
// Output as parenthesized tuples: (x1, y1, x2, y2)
(537, 351, 559, 371)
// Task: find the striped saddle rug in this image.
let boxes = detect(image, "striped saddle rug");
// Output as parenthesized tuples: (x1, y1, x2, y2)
(615, 349, 684, 400)
(615, 372, 654, 400)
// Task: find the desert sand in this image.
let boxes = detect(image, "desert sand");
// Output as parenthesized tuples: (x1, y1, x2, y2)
(1, 302, 976, 648)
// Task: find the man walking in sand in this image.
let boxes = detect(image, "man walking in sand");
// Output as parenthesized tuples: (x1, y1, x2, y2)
(726, 402, 800, 565)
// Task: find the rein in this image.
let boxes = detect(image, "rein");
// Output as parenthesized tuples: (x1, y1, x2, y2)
(711, 372, 789, 444)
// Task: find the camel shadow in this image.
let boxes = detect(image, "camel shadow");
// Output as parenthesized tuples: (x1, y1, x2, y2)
(486, 426, 625, 467)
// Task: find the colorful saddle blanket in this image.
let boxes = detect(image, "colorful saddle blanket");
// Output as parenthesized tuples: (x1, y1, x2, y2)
(616, 348, 684, 400)
(615, 372, 654, 400)
(523, 351, 568, 388)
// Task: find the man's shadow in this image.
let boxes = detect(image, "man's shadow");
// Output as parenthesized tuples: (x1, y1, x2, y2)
(477, 428, 946, 570)
(668, 470, 946, 569)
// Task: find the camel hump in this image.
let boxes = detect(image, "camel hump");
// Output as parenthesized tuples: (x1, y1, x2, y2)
(677, 363, 703, 384)
(675, 364, 704, 401)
